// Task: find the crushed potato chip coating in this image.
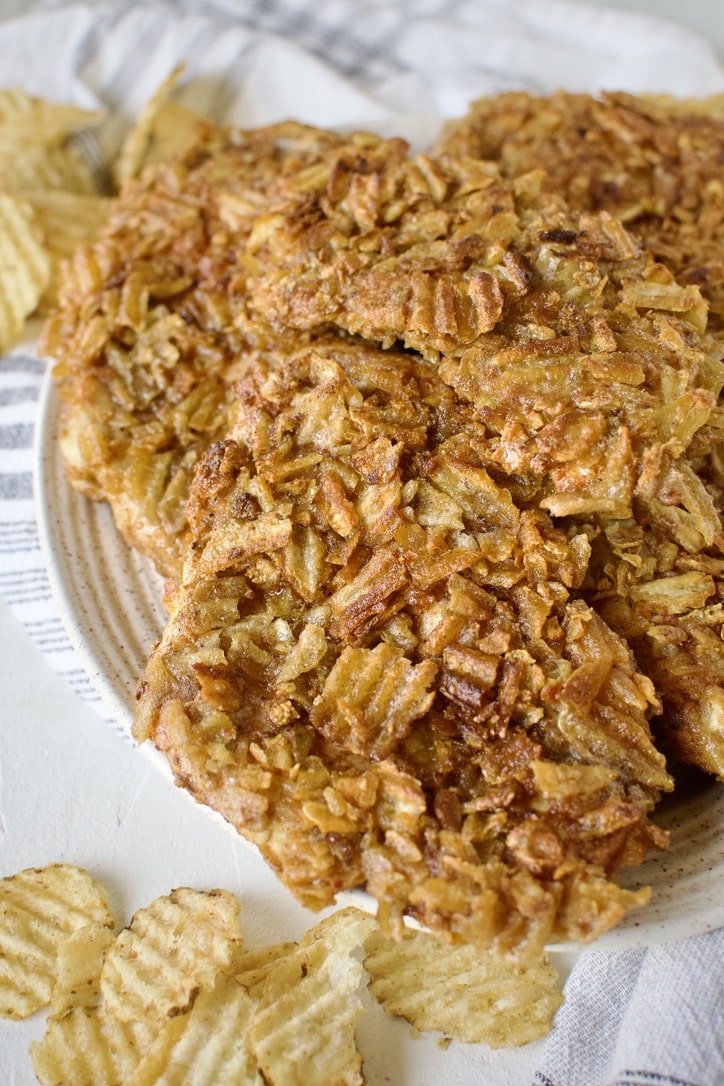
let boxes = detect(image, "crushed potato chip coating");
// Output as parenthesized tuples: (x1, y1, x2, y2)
(0, 864, 114, 1021)
(364, 925, 562, 1047)
(134, 339, 670, 960)
(44, 111, 724, 779)
(100, 887, 243, 1032)
(250, 908, 376, 1086)
(40, 120, 361, 576)
(230, 132, 724, 776)
(435, 90, 724, 329)
(589, 524, 724, 777)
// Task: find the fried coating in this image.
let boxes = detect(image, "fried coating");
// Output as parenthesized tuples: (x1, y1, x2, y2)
(434, 90, 724, 329)
(232, 135, 724, 775)
(588, 522, 724, 777)
(40, 120, 363, 576)
(134, 339, 671, 963)
(237, 136, 723, 524)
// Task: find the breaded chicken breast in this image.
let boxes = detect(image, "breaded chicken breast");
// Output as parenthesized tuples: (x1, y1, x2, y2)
(134, 339, 671, 962)
(40, 120, 368, 576)
(435, 90, 724, 328)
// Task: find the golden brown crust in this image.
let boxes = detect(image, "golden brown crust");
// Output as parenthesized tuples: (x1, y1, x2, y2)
(588, 523, 724, 776)
(134, 339, 670, 961)
(40, 121, 358, 576)
(434, 90, 724, 329)
(223, 134, 724, 777)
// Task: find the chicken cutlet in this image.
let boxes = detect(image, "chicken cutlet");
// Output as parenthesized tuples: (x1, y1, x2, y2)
(434, 90, 724, 330)
(40, 120, 373, 577)
(134, 338, 671, 962)
(233, 136, 724, 776)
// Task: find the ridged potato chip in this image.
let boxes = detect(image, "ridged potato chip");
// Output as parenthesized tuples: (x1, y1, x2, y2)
(250, 907, 377, 1086)
(0, 863, 114, 1020)
(0, 142, 97, 195)
(100, 887, 243, 1030)
(0, 88, 100, 144)
(0, 194, 50, 353)
(363, 926, 563, 1048)
(127, 972, 260, 1086)
(30, 999, 148, 1086)
(23, 189, 111, 311)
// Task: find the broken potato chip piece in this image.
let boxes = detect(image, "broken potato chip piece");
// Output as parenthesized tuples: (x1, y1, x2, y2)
(113, 63, 188, 188)
(0, 863, 114, 1020)
(364, 925, 563, 1048)
(250, 908, 378, 1086)
(48, 922, 116, 1015)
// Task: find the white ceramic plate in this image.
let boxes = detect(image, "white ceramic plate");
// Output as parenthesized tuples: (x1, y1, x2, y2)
(35, 369, 724, 952)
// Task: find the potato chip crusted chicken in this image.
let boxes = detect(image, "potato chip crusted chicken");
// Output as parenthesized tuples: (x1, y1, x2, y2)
(236, 136, 723, 524)
(134, 339, 671, 962)
(231, 135, 724, 776)
(39, 120, 364, 576)
(434, 90, 724, 329)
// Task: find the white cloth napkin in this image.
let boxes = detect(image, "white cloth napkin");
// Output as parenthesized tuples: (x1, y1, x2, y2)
(0, 3, 723, 1085)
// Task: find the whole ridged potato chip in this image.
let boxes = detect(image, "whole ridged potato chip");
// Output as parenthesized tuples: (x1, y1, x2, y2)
(0, 863, 114, 1020)
(100, 887, 243, 1032)
(364, 925, 563, 1047)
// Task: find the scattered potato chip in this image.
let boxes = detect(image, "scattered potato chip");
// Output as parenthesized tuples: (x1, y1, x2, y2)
(138, 100, 205, 169)
(0, 863, 114, 1020)
(30, 996, 150, 1086)
(0, 193, 50, 352)
(114, 64, 187, 187)
(30, 1004, 124, 1086)
(100, 887, 243, 1032)
(0, 142, 98, 195)
(363, 926, 563, 1048)
(127, 972, 261, 1086)
(250, 907, 377, 1086)
(0, 88, 101, 148)
(23, 189, 111, 311)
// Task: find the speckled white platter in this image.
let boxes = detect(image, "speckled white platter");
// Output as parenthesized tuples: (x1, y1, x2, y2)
(35, 370, 724, 952)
